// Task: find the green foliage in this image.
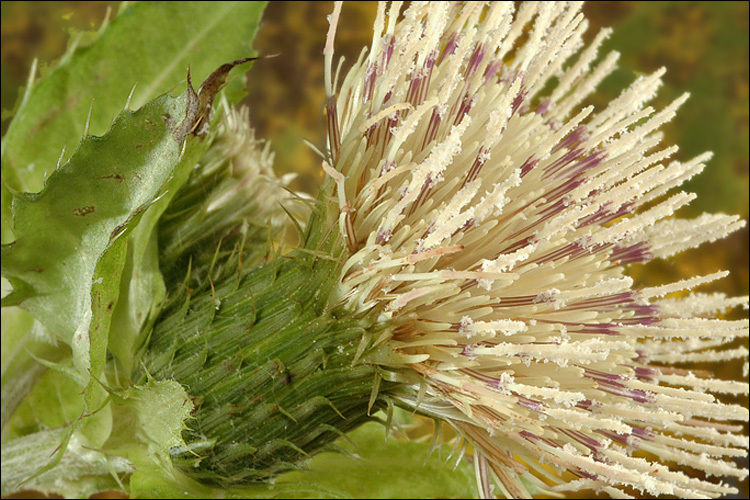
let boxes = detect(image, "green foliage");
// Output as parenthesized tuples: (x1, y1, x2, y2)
(272, 421, 478, 499)
(1, 4, 267, 470)
(4, 362, 84, 440)
(2, 89, 199, 391)
(129, 420, 478, 499)
(0, 2, 271, 498)
(1, 1, 266, 244)
(1, 379, 193, 498)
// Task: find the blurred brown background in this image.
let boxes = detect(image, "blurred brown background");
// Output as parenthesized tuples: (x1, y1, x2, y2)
(2, 1, 748, 499)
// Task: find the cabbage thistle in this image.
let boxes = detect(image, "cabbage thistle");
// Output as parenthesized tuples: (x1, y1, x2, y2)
(1, 1, 748, 499)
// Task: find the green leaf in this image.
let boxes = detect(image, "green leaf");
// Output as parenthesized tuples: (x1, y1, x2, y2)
(0, 426, 131, 498)
(103, 379, 195, 494)
(0, 305, 57, 436)
(1, 88, 196, 388)
(270, 422, 477, 499)
(129, 417, 478, 499)
(1, 1, 267, 244)
(3, 359, 83, 442)
(86, 235, 128, 417)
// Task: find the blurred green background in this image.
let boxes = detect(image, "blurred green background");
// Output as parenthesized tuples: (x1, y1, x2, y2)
(1, 1, 748, 499)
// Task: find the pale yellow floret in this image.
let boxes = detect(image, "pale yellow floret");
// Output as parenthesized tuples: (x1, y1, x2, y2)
(322, 2, 749, 497)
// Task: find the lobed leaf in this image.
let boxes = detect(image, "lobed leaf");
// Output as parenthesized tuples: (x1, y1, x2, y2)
(1, 1, 267, 244)
(1, 87, 197, 391)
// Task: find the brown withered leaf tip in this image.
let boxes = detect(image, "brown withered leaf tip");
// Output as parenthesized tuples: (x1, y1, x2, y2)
(165, 57, 259, 143)
(191, 57, 261, 137)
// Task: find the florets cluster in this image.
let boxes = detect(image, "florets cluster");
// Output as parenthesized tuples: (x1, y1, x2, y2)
(321, 2, 748, 497)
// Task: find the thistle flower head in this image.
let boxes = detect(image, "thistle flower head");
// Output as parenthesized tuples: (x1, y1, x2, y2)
(321, 2, 749, 497)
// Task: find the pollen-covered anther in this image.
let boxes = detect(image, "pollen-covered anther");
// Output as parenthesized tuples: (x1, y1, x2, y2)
(320, 1, 749, 498)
